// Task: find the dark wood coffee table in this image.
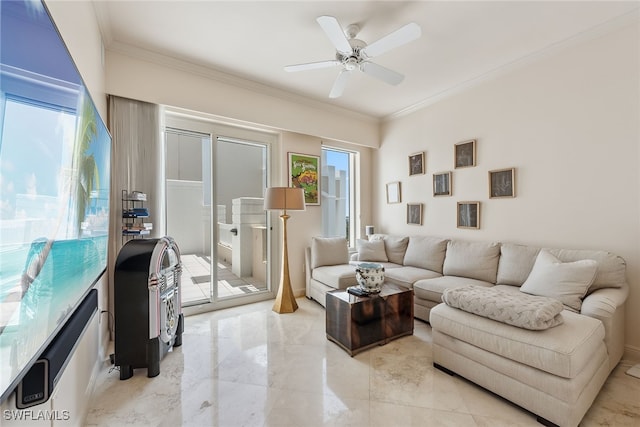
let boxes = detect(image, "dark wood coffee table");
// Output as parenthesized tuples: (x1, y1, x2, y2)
(325, 283, 414, 356)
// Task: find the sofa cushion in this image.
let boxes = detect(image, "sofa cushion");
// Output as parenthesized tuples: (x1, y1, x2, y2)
(496, 243, 540, 286)
(429, 303, 605, 379)
(413, 276, 493, 302)
(371, 235, 409, 265)
(311, 264, 357, 289)
(355, 239, 388, 262)
(403, 236, 448, 273)
(441, 285, 564, 330)
(547, 248, 626, 293)
(442, 240, 501, 283)
(521, 250, 597, 312)
(311, 237, 348, 269)
(384, 266, 441, 289)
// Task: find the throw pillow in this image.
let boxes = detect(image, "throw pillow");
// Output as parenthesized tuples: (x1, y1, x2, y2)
(520, 250, 598, 312)
(356, 239, 388, 262)
(311, 237, 348, 269)
(547, 248, 626, 294)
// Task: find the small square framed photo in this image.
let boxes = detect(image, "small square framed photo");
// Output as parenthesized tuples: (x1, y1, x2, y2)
(489, 168, 515, 198)
(457, 201, 480, 229)
(407, 203, 423, 225)
(433, 171, 452, 197)
(408, 152, 425, 176)
(454, 139, 476, 168)
(386, 181, 401, 204)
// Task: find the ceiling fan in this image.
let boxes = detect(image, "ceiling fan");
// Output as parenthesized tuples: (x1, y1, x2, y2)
(284, 16, 421, 98)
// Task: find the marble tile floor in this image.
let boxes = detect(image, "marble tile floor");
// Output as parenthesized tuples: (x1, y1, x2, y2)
(86, 298, 640, 427)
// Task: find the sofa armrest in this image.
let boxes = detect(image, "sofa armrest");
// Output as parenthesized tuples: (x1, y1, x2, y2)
(581, 285, 628, 318)
(350, 252, 360, 261)
(305, 247, 312, 298)
(580, 283, 629, 369)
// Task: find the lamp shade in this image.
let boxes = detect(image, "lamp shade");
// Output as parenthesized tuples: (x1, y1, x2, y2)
(264, 187, 306, 211)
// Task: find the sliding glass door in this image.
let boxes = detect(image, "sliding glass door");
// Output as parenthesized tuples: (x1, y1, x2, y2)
(164, 114, 275, 312)
(165, 128, 213, 305)
(214, 137, 268, 301)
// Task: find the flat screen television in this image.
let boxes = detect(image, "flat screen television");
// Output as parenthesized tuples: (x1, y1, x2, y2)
(0, 0, 111, 402)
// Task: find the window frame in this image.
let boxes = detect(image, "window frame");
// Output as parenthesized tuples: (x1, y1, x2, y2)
(321, 146, 358, 248)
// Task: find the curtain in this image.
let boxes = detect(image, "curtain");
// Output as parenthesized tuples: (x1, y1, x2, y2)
(107, 95, 164, 322)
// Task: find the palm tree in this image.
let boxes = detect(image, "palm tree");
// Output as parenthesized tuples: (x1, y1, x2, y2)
(74, 93, 99, 236)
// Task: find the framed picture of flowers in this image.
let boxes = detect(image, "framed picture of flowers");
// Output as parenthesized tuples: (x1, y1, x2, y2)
(288, 152, 320, 205)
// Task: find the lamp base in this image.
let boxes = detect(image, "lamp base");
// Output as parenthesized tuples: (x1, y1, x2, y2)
(272, 268, 298, 313)
(273, 211, 298, 313)
(272, 212, 298, 314)
(272, 290, 298, 314)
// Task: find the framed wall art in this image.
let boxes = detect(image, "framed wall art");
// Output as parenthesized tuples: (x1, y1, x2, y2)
(457, 201, 480, 229)
(433, 171, 452, 196)
(408, 151, 425, 176)
(489, 168, 515, 198)
(288, 152, 320, 205)
(407, 203, 423, 225)
(386, 181, 401, 204)
(454, 139, 476, 168)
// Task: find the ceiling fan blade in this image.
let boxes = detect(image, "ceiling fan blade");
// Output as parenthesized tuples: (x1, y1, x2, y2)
(284, 60, 341, 72)
(317, 15, 353, 56)
(361, 22, 421, 58)
(329, 69, 351, 98)
(360, 62, 404, 85)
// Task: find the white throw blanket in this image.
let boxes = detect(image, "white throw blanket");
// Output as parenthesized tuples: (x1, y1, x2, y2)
(441, 285, 564, 330)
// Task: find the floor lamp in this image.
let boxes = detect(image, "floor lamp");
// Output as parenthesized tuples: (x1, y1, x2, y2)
(264, 187, 306, 313)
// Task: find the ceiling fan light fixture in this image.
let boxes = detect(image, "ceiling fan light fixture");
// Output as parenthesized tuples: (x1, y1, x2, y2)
(344, 23, 360, 39)
(344, 57, 358, 71)
(285, 15, 421, 98)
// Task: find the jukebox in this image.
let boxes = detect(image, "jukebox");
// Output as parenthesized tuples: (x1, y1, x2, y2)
(114, 236, 184, 380)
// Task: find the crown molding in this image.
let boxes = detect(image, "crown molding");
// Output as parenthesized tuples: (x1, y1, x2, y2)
(105, 41, 379, 125)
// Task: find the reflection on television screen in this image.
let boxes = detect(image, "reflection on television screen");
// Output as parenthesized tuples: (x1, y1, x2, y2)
(0, 0, 111, 402)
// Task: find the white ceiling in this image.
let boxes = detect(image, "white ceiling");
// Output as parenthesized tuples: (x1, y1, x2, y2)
(93, 1, 639, 119)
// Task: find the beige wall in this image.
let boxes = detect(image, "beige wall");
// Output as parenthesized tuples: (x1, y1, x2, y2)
(377, 23, 640, 357)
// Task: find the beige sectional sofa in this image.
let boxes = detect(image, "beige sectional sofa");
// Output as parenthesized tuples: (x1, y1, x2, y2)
(304, 234, 628, 427)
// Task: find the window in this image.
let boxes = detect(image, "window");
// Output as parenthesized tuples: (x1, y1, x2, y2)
(321, 147, 356, 246)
